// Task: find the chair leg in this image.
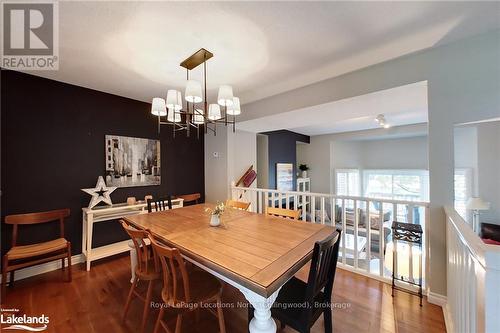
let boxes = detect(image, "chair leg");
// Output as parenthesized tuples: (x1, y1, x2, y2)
(153, 308, 164, 333)
(123, 276, 138, 322)
(324, 307, 332, 333)
(2, 256, 8, 297)
(140, 280, 154, 333)
(9, 271, 14, 287)
(67, 244, 72, 282)
(216, 294, 226, 333)
(174, 314, 183, 333)
(61, 258, 65, 271)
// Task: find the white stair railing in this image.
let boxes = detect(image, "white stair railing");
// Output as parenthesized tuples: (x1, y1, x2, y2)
(445, 207, 500, 333)
(231, 186, 429, 283)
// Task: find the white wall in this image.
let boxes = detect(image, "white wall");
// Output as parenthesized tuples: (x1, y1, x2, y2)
(257, 134, 269, 188)
(205, 129, 257, 203)
(227, 129, 257, 187)
(243, 30, 500, 296)
(476, 121, 500, 223)
(205, 128, 229, 203)
(454, 121, 500, 224)
(296, 123, 428, 194)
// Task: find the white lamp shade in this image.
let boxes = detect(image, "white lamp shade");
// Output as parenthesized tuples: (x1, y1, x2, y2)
(176, 91, 183, 111)
(185, 80, 203, 103)
(151, 98, 167, 116)
(226, 97, 241, 116)
(208, 104, 221, 120)
(167, 108, 181, 123)
(217, 85, 234, 106)
(166, 90, 182, 111)
(384, 242, 421, 281)
(193, 109, 205, 124)
(466, 197, 490, 210)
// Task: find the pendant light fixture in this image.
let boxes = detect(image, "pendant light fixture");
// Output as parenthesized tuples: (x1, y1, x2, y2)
(151, 48, 241, 138)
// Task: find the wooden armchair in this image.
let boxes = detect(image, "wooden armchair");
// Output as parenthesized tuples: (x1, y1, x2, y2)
(226, 199, 251, 211)
(265, 206, 301, 220)
(177, 193, 201, 206)
(2, 209, 72, 296)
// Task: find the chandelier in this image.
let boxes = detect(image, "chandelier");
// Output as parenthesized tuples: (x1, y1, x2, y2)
(151, 48, 241, 138)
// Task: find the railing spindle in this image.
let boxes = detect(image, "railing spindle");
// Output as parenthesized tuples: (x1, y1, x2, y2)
(320, 197, 325, 225)
(366, 200, 371, 273)
(354, 199, 358, 269)
(342, 199, 347, 265)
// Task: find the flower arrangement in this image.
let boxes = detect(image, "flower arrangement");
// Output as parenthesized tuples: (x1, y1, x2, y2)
(205, 202, 226, 217)
(205, 202, 226, 227)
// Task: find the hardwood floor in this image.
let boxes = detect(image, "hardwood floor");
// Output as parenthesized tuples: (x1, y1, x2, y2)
(0, 255, 446, 333)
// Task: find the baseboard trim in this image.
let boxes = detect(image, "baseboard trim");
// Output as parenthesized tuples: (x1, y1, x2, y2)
(442, 303, 454, 333)
(427, 291, 447, 307)
(0, 254, 84, 283)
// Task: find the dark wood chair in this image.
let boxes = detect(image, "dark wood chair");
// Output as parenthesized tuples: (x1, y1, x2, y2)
(2, 209, 72, 297)
(147, 196, 172, 213)
(177, 193, 201, 206)
(147, 233, 226, 333)
(120, 221, 161, 333)
(248, 229, 341, 333)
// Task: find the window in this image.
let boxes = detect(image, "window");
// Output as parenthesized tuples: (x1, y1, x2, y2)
(362, 169, 429, 223)
(454, 168, 472, 219)
(363, 170, 429, 202)
(335, 169, 360, 196)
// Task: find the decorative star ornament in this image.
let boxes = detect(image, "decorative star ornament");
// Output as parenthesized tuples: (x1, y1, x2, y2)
(81, 176, 117, 209)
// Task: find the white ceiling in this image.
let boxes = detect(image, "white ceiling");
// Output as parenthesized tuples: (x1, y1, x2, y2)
(237, 81, 428, 136)
(24, 1, 500, 107)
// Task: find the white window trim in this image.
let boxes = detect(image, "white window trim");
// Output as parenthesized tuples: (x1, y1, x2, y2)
(334, 168, 361, 196)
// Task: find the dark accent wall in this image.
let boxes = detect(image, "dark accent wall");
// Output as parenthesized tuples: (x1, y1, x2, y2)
(1, 70, 205, 256)
(261, 130, 309, 190)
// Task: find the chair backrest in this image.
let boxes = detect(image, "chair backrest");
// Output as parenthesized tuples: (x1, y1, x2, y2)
(120, 221, 158, 275)
(147, 197, 172, 213)
(265, 206, 300, 220)
(147, 234, 191, 305)
(177, 193, 201, 206)
(5, 209, 70, 246)
(305, 229, 342, 305)
(226, 199, 250, 211)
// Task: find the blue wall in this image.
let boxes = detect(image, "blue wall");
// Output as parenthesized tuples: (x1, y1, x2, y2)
(261, 130, 309, 190)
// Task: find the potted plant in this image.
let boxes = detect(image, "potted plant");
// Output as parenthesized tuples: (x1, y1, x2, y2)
(298, 164, 309, 178)
(205, 202, 226, 227)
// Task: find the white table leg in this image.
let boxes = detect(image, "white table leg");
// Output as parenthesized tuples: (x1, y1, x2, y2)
(128, 240, 137, 283)
(241, 287, 281, 333)
(86, 214, 93, 271)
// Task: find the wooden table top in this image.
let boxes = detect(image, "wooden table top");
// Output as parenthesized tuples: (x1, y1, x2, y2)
(124, 204, 336, 297)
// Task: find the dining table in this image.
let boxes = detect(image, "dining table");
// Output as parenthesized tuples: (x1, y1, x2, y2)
(124, 203, 336, 333)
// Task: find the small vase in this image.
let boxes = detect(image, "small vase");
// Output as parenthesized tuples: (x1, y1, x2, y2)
(210, 214, 221, 227)
(301, 170, 307, 178)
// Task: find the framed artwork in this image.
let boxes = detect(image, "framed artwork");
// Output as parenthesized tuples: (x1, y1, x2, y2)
(276, 163, 293, 191)
(105, 135, 160, 188)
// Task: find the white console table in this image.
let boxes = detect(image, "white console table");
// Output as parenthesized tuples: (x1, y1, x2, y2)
(81, 199, 184, 271)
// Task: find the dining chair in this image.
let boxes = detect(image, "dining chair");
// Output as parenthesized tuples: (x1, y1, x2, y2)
(265, 206, 301, 220)
(147, 234, 226, 333)
(2, 209, 72, 297)
(226, 199, 251, 211)
(177, 193, 201, 206)
(147, 197, 172, 213)
(272, 229, 341, 333)
(120, 221, 161, 333)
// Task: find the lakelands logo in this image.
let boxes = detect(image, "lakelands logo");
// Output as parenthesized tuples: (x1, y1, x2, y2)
(0, 309, 49, 331)
(1, 1, 59, 70)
